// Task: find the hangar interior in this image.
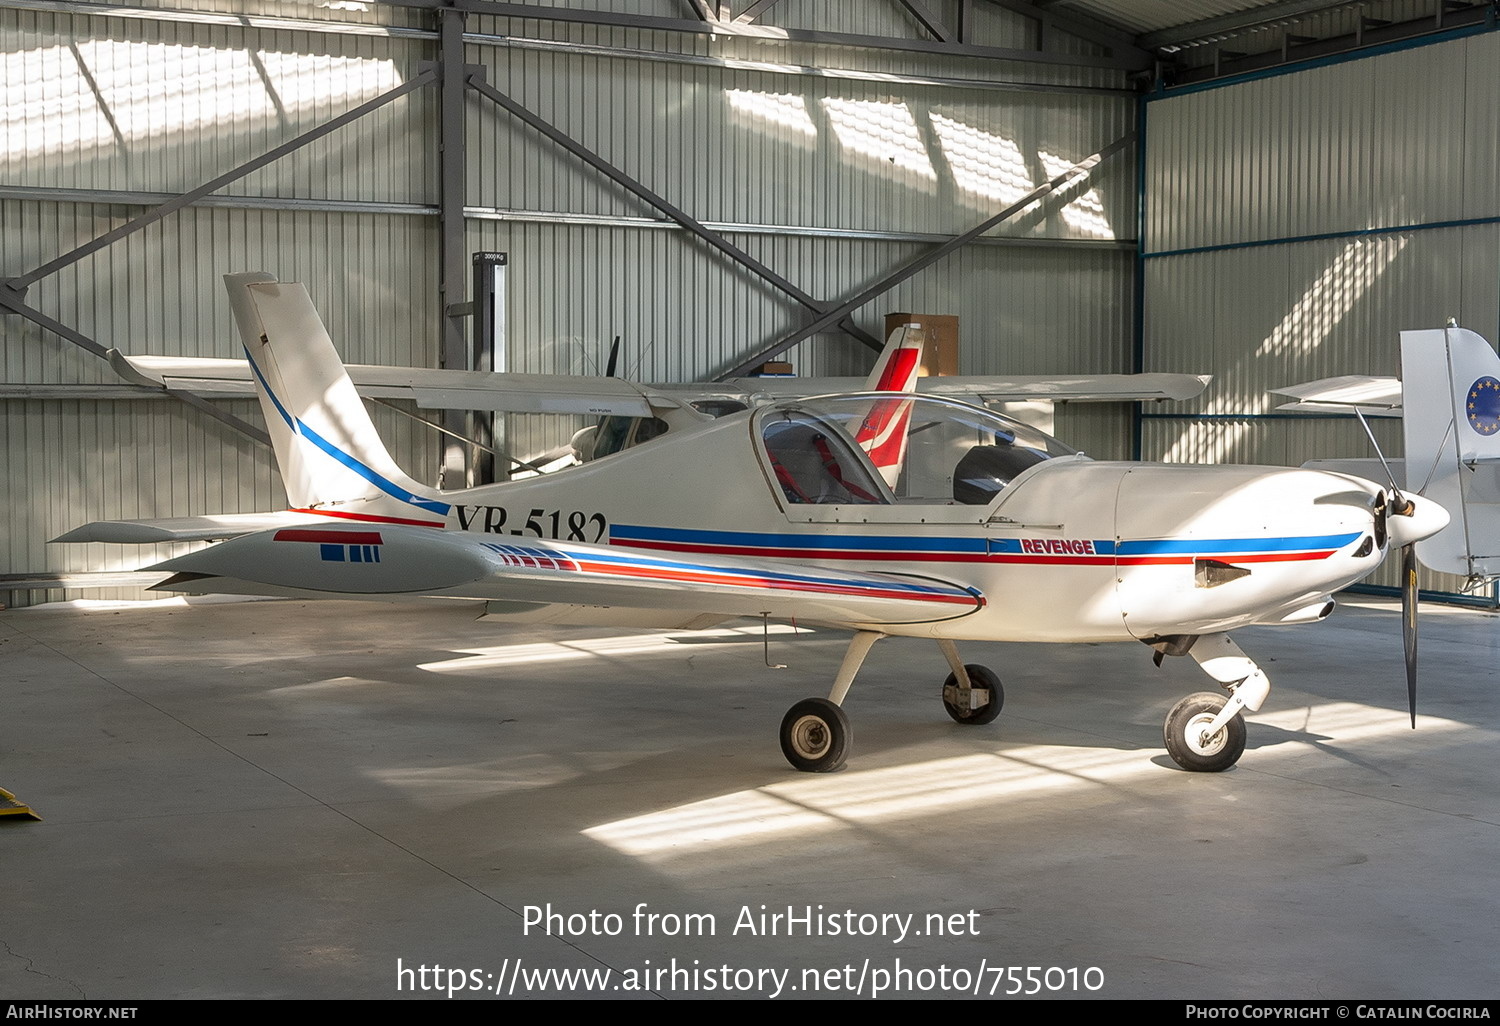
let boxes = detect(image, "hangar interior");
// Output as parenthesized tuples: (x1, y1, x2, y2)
(3, 0, 1500, 1002)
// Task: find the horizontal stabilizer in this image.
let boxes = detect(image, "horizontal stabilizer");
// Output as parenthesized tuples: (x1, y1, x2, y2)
(111, 352, 657, 417)
(53, 511, 341, 544)
(1271, 375, 1402, 415)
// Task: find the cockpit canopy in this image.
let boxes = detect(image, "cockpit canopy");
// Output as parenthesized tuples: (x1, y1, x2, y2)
(757, 394, 1076, 506)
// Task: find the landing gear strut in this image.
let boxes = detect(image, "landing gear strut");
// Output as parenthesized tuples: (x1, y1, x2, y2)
(1160, 633, 1270, 773)
(776, 633, 1003, 772)
(937, 639, 1003, 725)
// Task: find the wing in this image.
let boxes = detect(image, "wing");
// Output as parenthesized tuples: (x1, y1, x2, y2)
(147, 525, 985, 629)
(109, 348, 1207, 415)
(109, 351, 658, 417)
(1270, 375, 1403, 415)
(719, 372, 1212, 403)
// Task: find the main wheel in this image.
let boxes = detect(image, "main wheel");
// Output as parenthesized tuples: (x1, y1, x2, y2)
(780, 698, 851, 772)
(942, 664, 1004, 725)
(1163, 692, 1246, 772)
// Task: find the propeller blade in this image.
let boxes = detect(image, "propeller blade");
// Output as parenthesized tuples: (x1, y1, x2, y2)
(1401, 543, 1419, 728)
(605, 335, 621, 378)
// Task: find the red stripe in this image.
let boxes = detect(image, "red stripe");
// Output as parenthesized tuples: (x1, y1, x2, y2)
(287, 507, 445, 529)
(275, 528, 384, 544)
(571, 559, 978, 605)
(873, 347, 921, 391)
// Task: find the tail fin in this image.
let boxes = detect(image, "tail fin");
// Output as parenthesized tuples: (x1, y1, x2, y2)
(855, 323, 925, 489)
(1400, 325, 1500, 579)
(225, 273, 450, 527)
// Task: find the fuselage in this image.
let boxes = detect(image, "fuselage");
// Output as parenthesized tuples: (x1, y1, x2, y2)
(367, 397, 1393, 644)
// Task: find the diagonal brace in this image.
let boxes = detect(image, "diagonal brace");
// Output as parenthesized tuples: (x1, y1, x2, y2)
(466, 73, 881, 351)
(0, 289, 270, 444)
(721, 133, 1133, 378)
(6, 70, 437, 294)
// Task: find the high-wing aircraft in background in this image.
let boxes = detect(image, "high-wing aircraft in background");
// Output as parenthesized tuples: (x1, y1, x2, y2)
(105, 311, 1211, 469)
(59, 273, 1452, 775)
(1273, 327, 1500, 586)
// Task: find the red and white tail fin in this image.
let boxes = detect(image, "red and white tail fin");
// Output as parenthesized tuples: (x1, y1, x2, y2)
(1401, 325, 1500, 579)
(225, 272, 450, 528)
(854, 323, 925, 488)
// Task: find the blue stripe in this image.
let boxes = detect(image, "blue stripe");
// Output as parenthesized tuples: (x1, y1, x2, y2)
(1117, 533, 1359, 556)
(615, 525, 1356, 558)
(244, 346, 451, 518)
(611, 524, 988, 553)
(614, 524, 1358, 558)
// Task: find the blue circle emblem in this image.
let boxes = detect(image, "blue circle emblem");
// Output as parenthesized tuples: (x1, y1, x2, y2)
(1467, 376, 1500, 436)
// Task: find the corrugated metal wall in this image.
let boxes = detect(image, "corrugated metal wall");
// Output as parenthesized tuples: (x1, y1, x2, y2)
(3, 1, 1138, 605)
(1141, 30, 1500, 596)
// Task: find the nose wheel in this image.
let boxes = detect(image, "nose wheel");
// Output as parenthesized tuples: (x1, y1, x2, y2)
(1163, 692, 1246, 772)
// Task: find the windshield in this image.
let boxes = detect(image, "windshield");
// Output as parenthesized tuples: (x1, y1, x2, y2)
(758, 394, 1074, 506)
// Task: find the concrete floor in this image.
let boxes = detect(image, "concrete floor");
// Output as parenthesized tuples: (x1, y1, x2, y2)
(1, 593, 1497, 1000)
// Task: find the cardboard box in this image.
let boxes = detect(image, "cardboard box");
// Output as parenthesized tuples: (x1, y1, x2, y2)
(884, 312, 959, 377)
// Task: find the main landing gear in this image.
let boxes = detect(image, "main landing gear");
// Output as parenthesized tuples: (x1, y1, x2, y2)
(1157, 633, 1271, 773)
(777, 633, 1003, 772)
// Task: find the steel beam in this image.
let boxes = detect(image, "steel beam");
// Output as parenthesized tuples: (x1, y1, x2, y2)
(5, 71, 435, 294)
(438, 9, 471, 486)
(899, 0, 955, 42)
(0, 2, 1132, 96)
(720, 133, 1134, 378)
(733, 0, 784, 24)
(377, 0, 1150, 70)
(980, 0, 1150, 60)
(467, 74, 882, 351)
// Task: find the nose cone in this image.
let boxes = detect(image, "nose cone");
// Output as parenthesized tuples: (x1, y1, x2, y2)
(1388, 493, 1450, 548)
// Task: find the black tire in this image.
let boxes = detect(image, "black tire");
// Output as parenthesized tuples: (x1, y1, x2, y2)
(942, 664, 1004, 725)
(1163, 692, 1246, 772)
(780, 698, 851, 772)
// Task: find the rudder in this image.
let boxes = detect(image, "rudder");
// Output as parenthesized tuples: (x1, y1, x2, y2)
(225, 273, 449, 527)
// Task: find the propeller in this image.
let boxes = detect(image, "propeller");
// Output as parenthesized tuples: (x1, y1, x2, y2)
(1384, 489, 1447, 727)
(605, 334, 621, 378)
(1401, 540, 1419, 728)
(1353, 404, 1437, 729)
(1383, 488, 1421, 728)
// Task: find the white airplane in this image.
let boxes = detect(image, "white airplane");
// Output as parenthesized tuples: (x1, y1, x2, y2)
(58, 273, 1452, 774)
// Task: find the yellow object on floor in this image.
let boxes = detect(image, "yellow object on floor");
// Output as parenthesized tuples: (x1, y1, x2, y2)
(0, 786, 40, 821)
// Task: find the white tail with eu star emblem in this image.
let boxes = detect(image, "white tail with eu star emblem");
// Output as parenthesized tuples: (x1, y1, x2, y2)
(1401, 326, 1500, 580)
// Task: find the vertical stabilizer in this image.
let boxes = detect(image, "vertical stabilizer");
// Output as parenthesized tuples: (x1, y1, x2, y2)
(1401, 326, 1500, 579)
(225, 273, 449, 527)
(856, 323, 924, 488)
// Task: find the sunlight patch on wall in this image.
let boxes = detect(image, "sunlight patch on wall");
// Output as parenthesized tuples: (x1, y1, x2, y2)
(1, 40, 402, 161)
(1162, 236, 1407, 463)
(929, 112, 1031, 205)
(725, 89, 818, 139)
(1038, 149, 1113, 239)
(820, 98, 935, 181)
